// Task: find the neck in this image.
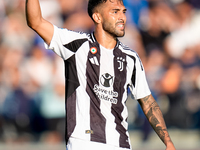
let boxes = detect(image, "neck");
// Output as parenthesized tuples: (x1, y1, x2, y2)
(94, 26, 117, 50)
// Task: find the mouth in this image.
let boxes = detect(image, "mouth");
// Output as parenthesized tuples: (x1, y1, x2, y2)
(116, 21, 125, 30)
(116, 22, 125, 30)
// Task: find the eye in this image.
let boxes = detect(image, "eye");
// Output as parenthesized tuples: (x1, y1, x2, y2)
(123, 9, 127, 14)
(112, 9, 119, 14)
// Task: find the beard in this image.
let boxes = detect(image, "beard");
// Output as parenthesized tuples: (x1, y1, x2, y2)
(102, 21, 125, 37)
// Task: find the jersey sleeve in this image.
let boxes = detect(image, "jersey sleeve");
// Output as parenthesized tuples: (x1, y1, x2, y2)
(130, 55, 151, 100)
(44, 25, 87, 60)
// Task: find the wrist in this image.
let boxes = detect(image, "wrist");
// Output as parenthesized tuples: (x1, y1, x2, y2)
(166, 141, 175, 149)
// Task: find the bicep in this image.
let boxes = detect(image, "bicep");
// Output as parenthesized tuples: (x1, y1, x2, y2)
(33, 18, 54, 46)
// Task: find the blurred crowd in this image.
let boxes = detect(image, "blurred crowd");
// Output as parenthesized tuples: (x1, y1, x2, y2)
(0, 0, 200, 144)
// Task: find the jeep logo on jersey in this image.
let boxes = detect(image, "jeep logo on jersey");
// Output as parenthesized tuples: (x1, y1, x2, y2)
(100, 73, 114, 87)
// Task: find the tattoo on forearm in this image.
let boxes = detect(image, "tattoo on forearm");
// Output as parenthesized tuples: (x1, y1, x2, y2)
(143, 95, 150, 102)
(140, 95, 173, 144)
(146, 103, 169, 143)
(155, 126, 166, 143)
(147, 107, 160, 125)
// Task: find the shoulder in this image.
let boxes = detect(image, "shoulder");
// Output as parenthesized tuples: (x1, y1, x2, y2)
(118, 40, 144, 70)
(54, 25, 90, 39)
(118, 40, 139, 57)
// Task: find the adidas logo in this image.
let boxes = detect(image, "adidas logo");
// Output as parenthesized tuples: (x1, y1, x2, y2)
(89, 56, 99, 66)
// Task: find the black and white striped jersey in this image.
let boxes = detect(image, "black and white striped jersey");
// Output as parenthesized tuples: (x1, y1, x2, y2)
(45, 25, 151, 149)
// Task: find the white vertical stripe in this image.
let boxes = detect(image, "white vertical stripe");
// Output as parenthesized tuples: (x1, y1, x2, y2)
(71, 43, 91, 141)
(99, 45, 120, 147)
(94, 57, 99, 66)
(121, 89, 129, 129)
(120, 56, 135, 129)
(125, 55, 136, 99)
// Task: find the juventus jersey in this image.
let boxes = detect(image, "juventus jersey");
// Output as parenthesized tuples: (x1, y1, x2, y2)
(45, 25, 151, 149)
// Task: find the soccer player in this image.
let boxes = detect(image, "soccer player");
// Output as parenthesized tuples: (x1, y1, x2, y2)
(25, 0, 176, 150)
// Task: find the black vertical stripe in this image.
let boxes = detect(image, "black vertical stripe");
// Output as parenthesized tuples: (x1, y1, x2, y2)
(64, 55, 79, 144)
(64, 55, 80, 98)
(128, 55, 136, 87)
(112, 48, 130, 149)
(63, 38, 87, 144)
(86, 42, 106, 143)
(65, 91, 76, 144)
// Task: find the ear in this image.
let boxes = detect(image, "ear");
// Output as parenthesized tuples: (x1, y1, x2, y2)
(92, 12, 102, 24)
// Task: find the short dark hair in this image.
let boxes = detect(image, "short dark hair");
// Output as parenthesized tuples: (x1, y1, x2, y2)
(87, 0, 123, 21)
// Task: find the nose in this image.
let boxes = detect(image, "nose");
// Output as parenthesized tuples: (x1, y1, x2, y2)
(119, 11, 126, 22)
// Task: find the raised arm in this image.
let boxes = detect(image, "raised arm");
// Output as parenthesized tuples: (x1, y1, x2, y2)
(25, 0, 54, 45)
(138, 94, 176, 150)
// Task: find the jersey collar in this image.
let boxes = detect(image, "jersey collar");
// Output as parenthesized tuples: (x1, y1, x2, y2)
(91, 32, 120, 49)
